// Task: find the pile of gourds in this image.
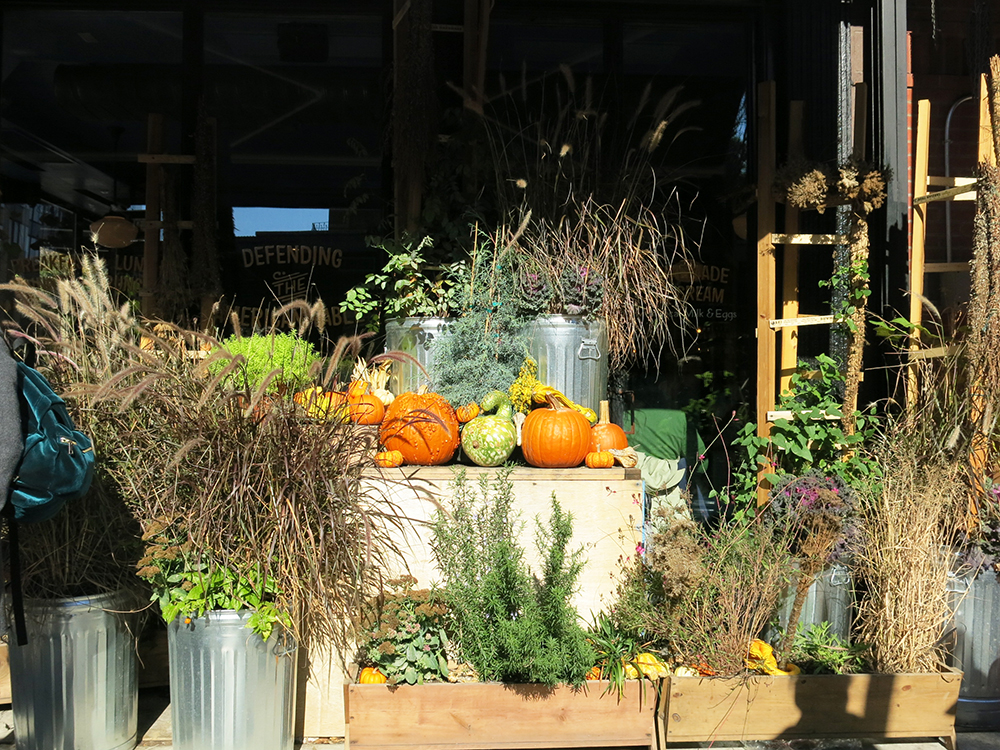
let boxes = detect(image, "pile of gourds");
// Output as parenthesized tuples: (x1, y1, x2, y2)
(293, 359, 635, 471)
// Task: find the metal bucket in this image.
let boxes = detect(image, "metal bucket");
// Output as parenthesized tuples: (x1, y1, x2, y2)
(168, 610, 298, 750)
(526, 315, 608, 413)
(7, 590, 138, 750)
(772, 563, 853, 642)
(384, 317, 452, 395)
(947, 568, 1000, 730)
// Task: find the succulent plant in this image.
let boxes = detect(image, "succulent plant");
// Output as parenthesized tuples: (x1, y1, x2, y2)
(516, 268, 555, 314)
(559, 264, 603, 316)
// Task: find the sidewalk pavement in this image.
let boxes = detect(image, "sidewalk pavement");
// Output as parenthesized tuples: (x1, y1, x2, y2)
(0, 687, 998, 750)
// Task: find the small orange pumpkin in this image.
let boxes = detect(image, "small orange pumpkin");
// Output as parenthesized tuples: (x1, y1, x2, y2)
(349, 393, 385, 424)
(590, 400, 629, 452)
(359, 666, 387, 684)
(456, 402, 481, 423)
(374, 450, 404, 468)
(585, 451, 615, 469)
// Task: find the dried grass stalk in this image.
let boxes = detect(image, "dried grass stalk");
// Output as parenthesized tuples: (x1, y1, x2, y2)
(509, 197, 697, 369)
(855, 442, 962, 673)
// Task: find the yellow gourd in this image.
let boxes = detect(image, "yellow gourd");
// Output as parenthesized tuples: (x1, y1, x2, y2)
(358, 667, 388, 684)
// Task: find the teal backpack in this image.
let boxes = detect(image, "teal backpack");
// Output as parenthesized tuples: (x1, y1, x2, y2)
(5, 353, 95, 646)
(9, 361, 95, 522)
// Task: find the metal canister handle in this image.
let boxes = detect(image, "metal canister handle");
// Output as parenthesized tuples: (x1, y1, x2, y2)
(578, 338, 601, 361)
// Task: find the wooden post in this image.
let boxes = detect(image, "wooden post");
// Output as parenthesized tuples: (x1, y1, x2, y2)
(142, 113, 164, 319)
(779, 101, 804, 395)
(756, 81, 777, 506)
(462, 0, 491, 113)
(906, 100, 930, 407)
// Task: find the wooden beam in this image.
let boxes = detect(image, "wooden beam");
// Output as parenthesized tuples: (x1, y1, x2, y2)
(907, 345, 959, 361)
(142, 113, 164, 319)
(907, 99, 930, 406)
(852, 82, 868, 161)
(925, 262, 970, 273)
(767, 410, 842, 422)
(913, 182, 978, 205)
(392, 0, 411, 29)
(927, 175, 977, 187)
(780, 101, 804, 395)
(756, 81, 777, 506)
(980, 72, 995, 165)
(770, 315, 835, 329)
(462, 0, 491, 113)
(771, 233, 847, 245)
(137, 154, 196, 164)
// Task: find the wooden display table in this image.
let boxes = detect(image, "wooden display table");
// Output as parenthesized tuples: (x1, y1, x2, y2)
(299, 464, 645, 739)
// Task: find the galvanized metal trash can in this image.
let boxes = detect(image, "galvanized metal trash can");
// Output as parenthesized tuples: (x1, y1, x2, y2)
(772, 563, 853, 642)
(947, 568, 1000, 730)
(7, 590, 138, 750)
(384, 317, 452, 395)
(168, 610, 297, 750)
(526, 315, 608, 414)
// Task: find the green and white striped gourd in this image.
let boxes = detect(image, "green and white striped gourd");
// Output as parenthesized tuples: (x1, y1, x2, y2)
(461, 390, 518, 467)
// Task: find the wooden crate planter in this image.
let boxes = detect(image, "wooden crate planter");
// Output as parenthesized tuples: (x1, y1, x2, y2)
(659, 671, 963, 749)
(345, 680, 658, 750)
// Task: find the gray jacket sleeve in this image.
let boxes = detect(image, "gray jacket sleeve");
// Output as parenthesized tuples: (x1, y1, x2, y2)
(0, 345, 23, 511)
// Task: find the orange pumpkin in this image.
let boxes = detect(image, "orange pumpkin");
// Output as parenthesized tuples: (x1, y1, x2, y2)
(455, 402, 481, 423)
(585, 451, 614, 469)
(359, 666, 387, 684)
(521, 395, 592, 468)
(379, 391, 460, 465)
(349, 393, 385, 424)
(374, 449, 404, 468)
(590, 400, 629, 452)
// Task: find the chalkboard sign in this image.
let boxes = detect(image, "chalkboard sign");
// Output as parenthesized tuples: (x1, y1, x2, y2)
(228, 231, 377, 337)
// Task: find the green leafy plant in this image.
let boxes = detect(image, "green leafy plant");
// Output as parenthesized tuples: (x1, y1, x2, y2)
(430, 468, 594, 685)
(339, 234, 465, 331)
(585, 612, 663, 695)
(722, 355, 879, 513)
(360, 576, 451, 685)
(782, 622, 871, 674)
(208, 331, 319, 394)
(137, 517, 288, 640)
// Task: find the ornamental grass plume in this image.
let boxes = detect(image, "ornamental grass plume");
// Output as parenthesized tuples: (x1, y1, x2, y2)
(1, 255, 409, 650)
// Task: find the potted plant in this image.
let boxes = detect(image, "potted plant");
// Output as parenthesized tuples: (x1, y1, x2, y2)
(605, 448, 962, 749)
(345, 469, 662, 750)
(425, 227, 533, 410)
(1, 257, 146, 750)
(7, 258, 409, 750)
(340, 234, 465, 396)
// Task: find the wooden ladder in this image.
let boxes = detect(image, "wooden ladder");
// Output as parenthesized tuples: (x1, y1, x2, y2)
(908, 75, 994, 526)
(907, 76, 992, 377)
(755, 81, 866, 504)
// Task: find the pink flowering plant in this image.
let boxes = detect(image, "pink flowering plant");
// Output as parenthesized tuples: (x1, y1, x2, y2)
(361, 575, 451, 684)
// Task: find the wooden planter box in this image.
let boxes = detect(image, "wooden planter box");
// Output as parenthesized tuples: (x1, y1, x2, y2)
(660, 671, 963, 749)
(345, 680, 658, 750)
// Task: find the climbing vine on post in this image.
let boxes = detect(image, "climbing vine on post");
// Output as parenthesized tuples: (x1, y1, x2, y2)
(779, 159, 889, 436)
